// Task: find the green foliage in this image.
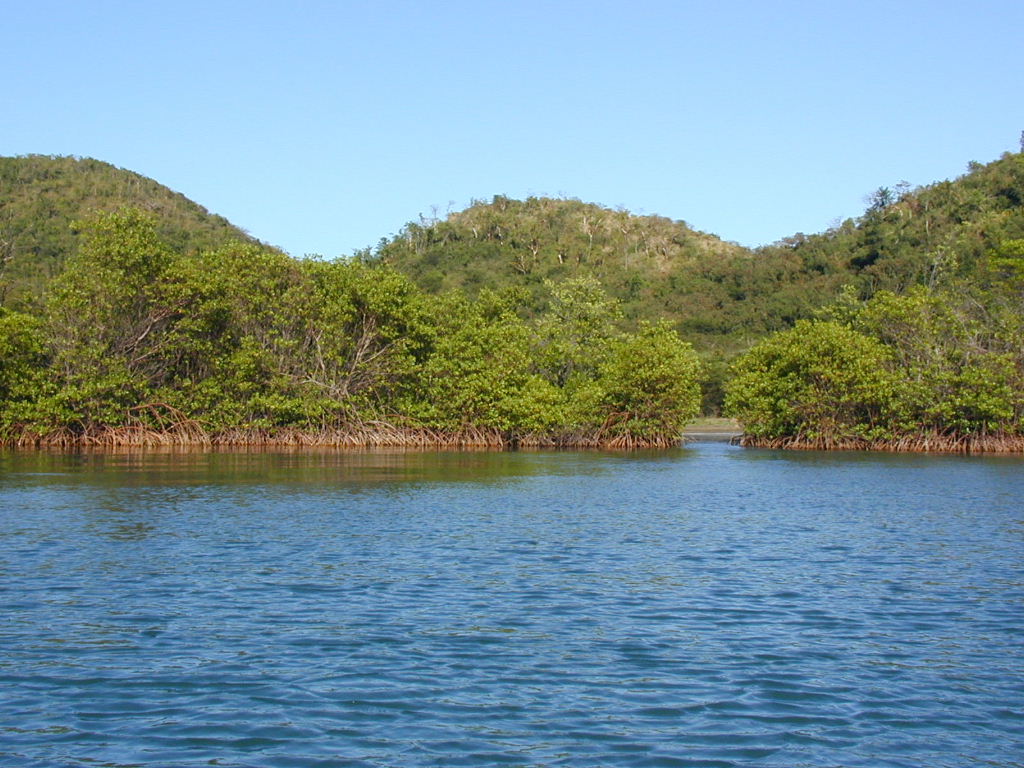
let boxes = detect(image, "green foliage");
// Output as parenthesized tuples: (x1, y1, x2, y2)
(987, 238, 1024, 287)
(848, 289, 1018, 434)
(760, 152, 1024, 299)
(1, 208, 703, 445)
(0, 155, 257, 308)
(535, 275, 622, 386)
(299, 258, 431, 410)
(725, 321, 899, 441)
(411, 296, 541, 431)
(407, 287, 703, 440)
(5, 148, 1024, 443)
(370, 152, 1024, 418)
(38, 209, 177, 431)
(374, 196, 772, 350)
(728, 287, 1024, 442)
(597, 321, 704, 440)
(157, 243, 320, 428)
(152, 246, 432, 429)
(0, 309, 49, 431)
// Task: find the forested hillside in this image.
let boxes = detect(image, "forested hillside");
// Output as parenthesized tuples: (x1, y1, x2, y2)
(375, 196, 824, 352)
(367, 151, 1024, 414)
(376, 196, 748, 328)
(756, 150, 1024, 296)
(378, 152, 1024, 349)
(0, 155, 258, 307)
(6, 151, 1022, 353)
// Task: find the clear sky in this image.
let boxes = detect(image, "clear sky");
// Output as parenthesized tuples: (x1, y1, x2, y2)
(5, 0, 1023, 257)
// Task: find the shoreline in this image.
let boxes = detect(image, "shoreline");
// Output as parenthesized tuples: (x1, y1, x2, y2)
(0, 425, 684, 451)
(5, 420, 1022, 454)
(736, 433, 1024, 454)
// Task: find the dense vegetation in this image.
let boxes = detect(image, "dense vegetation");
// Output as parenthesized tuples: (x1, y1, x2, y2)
(0, 155, 257, 308)
(722, 151, 1024, 451)
(374, 196, 842, 362)
(2, 149, 1023, 451)
(724, 241, 1024, 451)
(0, 210, 702, 447)
(374, 152, 1024, 418)
(754, 151, 1024, 296)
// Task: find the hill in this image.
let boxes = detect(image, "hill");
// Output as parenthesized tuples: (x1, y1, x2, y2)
(755, 150, 1024, 297)
(375, 196, 778, 347)
(0, 155, 258, 307)
(374, 195, 848, 357)
(375, 152, 1024, 352)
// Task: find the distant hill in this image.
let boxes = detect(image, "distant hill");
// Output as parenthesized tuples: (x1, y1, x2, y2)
(755, 150, 1024, 298)
(0, 155, 258, 306)
(374, 195, 840, 351)
(377, 153, 1024, 354)
(377, 195, 746, 296)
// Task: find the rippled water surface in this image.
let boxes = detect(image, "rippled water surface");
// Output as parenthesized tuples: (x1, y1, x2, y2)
(1, 444, 1022, 767)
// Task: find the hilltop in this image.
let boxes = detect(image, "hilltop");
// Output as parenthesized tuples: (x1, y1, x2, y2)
(0, 155, 259, 307)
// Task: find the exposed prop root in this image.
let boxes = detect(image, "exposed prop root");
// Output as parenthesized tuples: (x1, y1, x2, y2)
(3, 421, 687, 450)
(737, 431, 1024, 454)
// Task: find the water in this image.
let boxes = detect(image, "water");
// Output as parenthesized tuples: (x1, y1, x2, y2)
(1, 443, 1022, 767)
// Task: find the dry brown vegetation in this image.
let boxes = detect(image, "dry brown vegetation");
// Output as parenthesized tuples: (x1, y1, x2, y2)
(736, 432, 1024, 454)
(3, 422, 684, 450)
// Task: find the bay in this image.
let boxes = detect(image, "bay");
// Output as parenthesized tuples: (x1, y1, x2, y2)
(1, 443, 1022, 767)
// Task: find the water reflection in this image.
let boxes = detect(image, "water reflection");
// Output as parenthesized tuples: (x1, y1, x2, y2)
(1, 446, 641, 490)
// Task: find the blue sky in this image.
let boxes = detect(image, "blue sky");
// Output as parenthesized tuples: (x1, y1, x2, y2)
(5, 1, 1023, 257)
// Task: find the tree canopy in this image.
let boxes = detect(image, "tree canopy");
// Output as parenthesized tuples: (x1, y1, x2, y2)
(0, 210, 703, 447)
